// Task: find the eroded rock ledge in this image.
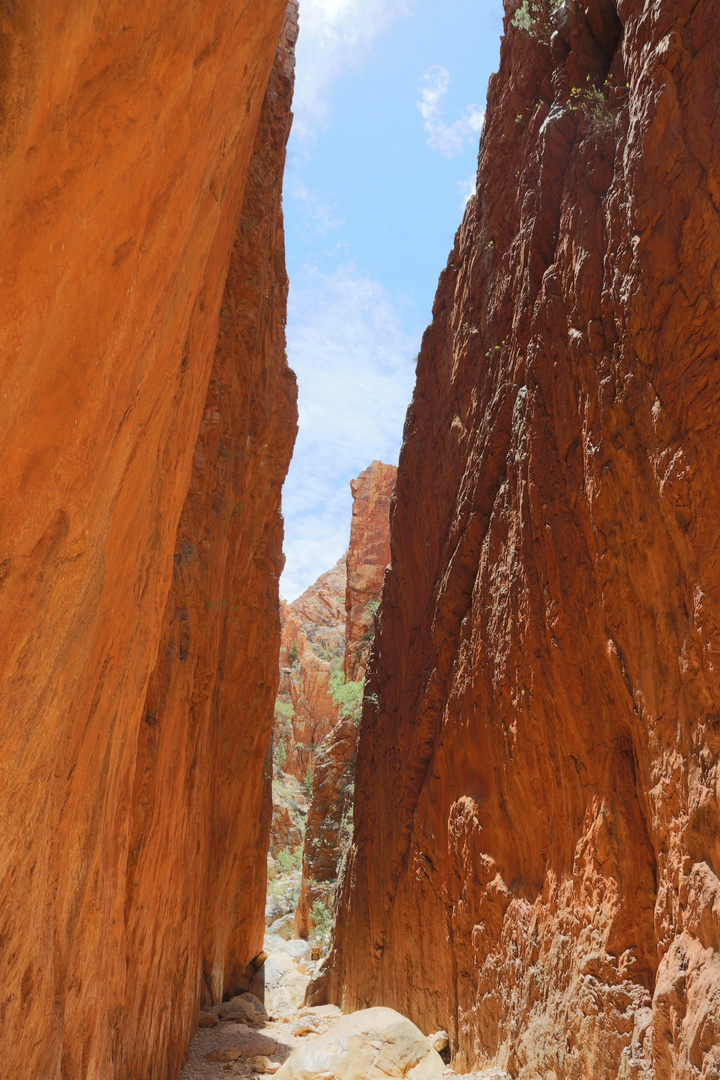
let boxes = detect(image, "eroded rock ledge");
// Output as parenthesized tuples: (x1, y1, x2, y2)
(325, 2, 720, 1078)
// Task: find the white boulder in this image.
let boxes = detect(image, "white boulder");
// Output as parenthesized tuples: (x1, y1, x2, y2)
(262, 951, 311, 1014)
(269, 913, 295, 940)
(274, 1007, 445, 1080)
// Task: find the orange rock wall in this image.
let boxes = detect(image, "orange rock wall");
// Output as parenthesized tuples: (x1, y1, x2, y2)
(326, 3, 720, 1078)
(278, 558, 346, 779)
(343, 462, 396, 681)
(294, 716, 358, 940)
(0, 1, 293, 1078)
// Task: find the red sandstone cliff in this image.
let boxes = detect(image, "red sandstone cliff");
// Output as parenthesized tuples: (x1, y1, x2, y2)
(294, 716, 359, 941)
(325, 3, 720, 1078)
(291, 466, 394, 942)
(0, 3, 295, 1078)
(278, 557, 346, 778)
(284, 556, 348, 657)
(343, 462, 396, 681)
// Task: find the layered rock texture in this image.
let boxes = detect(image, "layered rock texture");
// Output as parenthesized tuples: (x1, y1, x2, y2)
(294, 715, 358, 940)
(325, 3, 720, 1079)
(283, 556, 348, 658)
(277, 557, 346, 778)
(0, 2, 295, 1078)
(344, 462, 397, 681)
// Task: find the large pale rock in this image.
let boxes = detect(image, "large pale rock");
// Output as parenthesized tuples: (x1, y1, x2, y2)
(274, 1008, 444, 1080)
(325, 2, 720, 1078)
(257, 952, 312, 1014)
(0, 2, 294, 1078)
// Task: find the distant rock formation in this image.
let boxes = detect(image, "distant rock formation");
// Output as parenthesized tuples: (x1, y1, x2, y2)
(0, 3, 295, 1078)
(283, 556, 348, 657)
(275, 459, 397, 782)
(344, 462, 397, 681)
(294, 716, 358, 940)
(279, 464, 395, 944)
(277, 557, 347, 779)
(270, 784, 306, 861)
(324, 3, 720, 1078)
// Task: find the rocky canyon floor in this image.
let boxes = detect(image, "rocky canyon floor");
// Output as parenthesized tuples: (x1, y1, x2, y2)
(178, 953, 511, 1080)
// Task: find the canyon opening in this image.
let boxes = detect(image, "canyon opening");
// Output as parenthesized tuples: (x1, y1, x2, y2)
(0, 2, 719, 1080)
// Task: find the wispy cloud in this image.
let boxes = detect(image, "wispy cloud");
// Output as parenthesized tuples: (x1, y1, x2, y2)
(292, 0, 414, 143)
(417, 65, 484, 158)
(457, 174, 477, 207)
(291, 182, 346, 239)
(280, 264, 417, 600)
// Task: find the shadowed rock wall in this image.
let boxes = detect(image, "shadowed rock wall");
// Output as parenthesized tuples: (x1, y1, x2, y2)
(0, 1, 294, 1077)
(326, 2, 720, 1078)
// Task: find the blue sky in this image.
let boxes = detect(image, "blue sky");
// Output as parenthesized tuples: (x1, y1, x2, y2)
(280, 0, 505, 600)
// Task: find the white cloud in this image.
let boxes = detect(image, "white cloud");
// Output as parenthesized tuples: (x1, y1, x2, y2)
(291, 181, 346, 238)
(417, 65, 484, 158)
(457, 174, 477, 207)
(280, 264, 418, 601)
(292, 0, 414, 142)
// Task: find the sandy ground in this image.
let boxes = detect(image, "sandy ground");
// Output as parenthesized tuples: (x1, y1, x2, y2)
(178, 1003, 339, 1080)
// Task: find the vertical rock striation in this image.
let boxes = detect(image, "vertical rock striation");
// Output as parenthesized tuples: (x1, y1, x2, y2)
(0, 1, 295, 1078)
(344, 462, 397, 682)
(326, 3, 720, 1078)
(121, 7, 298, 1074)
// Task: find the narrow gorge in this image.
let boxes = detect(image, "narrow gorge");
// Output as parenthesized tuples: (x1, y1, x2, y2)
(0, 1, 718, 1080)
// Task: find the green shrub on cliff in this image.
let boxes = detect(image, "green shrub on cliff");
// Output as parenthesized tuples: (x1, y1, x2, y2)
(569, 76, 615, 131)
(512, 0, 562, 45)
(329, 660, 363, 724)
(273, 738, 287, 770)
(310, 900, 332, 944)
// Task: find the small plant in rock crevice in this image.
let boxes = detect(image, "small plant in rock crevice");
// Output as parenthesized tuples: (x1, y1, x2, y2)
(568, 76, 615, 132)
(511, 0, 563, 46)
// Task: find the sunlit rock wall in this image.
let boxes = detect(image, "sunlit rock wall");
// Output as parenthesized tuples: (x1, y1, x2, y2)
(0, 1, 295, 1077)
(326, 2, 720, 1078)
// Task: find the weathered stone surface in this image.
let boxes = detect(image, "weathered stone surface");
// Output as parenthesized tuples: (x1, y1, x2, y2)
(254, 951, 311, 1015)
(284, 556, 347, 656)
(213, 993, 268, 1024)
(284, 637, 342, 779)
(325, 3, 720, 1079)
(274, 1008, 444, 1080)
(294, 717, 358, 940)
(343, 462, 396, 682)
(270, 784, 306, 858)
(277, 560, 346, 778)
(0, 2, 294, 1078)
